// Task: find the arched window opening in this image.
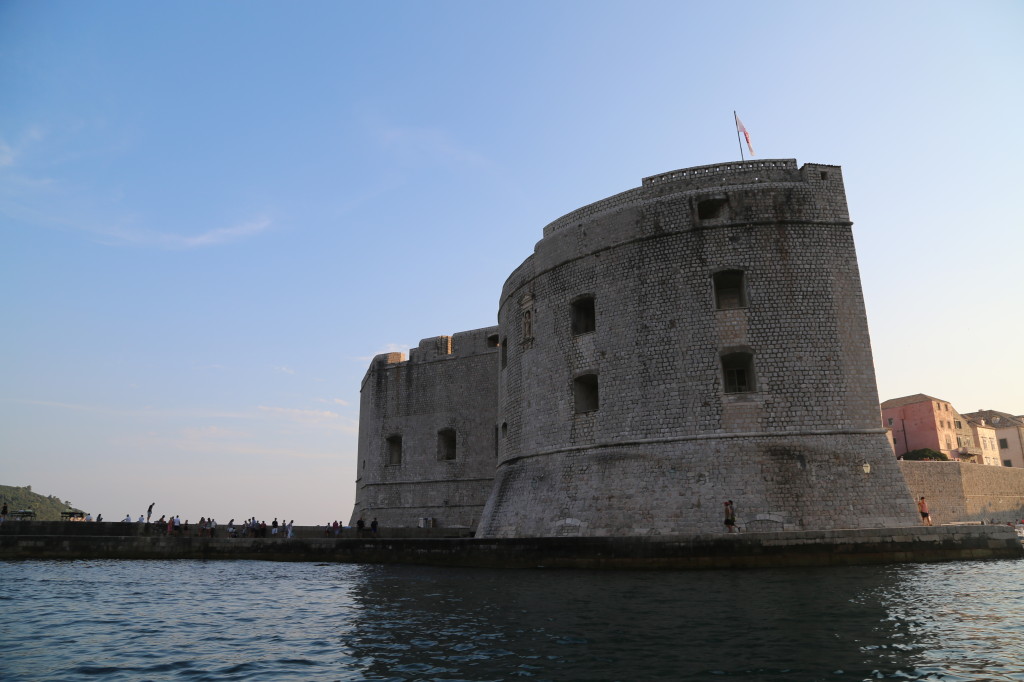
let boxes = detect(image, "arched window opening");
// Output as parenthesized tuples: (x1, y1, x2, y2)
(697, 197, 728, 220)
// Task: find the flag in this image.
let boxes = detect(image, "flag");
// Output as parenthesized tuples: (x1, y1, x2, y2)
(734, 113, 755, 157)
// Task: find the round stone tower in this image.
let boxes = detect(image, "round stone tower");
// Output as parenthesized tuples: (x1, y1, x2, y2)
(476, 159, 919, 537)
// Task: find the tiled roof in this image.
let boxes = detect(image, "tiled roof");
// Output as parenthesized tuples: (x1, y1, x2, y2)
(880, 393, 946, 409)
(962, 410, 1024, 428)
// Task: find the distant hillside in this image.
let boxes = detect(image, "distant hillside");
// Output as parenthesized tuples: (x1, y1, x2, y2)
(0, 485, 83, 521)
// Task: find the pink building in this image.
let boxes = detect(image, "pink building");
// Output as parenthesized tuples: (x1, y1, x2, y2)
(881, 394, 981, 461)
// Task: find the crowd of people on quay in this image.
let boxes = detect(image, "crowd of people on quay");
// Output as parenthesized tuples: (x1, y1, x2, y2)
(105, 503, 370, 539)
(20, 500, 380, 538)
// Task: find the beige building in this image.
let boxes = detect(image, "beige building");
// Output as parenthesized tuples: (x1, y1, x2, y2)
(963, 410, 1024, 468)
(967, 416, 1001, 466)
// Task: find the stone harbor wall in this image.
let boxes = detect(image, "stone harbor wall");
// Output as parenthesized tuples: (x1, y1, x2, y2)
(899, 461, 1024, 525)
(2, 526, 1020, 568)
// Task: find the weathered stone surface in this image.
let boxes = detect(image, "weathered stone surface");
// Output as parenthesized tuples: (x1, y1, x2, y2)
(353, 160, 923, 537)
(482, 160, 919, 536)
(2, 526, 1020, 569)
(350, 327, 499, 528)
(900, 461, 1024, 524)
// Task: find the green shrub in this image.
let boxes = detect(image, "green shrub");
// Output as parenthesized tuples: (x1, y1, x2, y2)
(903, 448, 949, 461)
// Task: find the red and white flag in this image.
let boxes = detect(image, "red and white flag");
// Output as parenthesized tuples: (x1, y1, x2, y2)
(734, 113, 755, 156)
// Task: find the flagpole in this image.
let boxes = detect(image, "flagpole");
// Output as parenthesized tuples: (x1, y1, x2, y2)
(734, 111, 744, 161)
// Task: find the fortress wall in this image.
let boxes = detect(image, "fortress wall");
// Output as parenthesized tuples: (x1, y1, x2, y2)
(351, 326, 499, 528)
(899, 461, 1024, 524)
(482, 161, 918, 537)
(479, 434, 909, 538)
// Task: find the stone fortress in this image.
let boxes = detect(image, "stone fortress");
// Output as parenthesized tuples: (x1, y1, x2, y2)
(351, 159, 922, 537)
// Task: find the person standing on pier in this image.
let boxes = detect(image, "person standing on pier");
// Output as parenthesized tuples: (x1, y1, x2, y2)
(724, 500, 737, 533)
(918, 497, 932, 526)
(147, 502, 154, 523)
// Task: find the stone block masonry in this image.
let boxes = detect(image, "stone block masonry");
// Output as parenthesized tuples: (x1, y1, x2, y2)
(350, 327, 499, 528)
(2, 526, 1020, 568)
(353, 160, 923, 538)
(900, 461, 1024, 524)
(481, 160, 919, 537)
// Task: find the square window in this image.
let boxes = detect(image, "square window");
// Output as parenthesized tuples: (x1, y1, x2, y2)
(571, 297, 596, 335)
(386, 435, 402, 466)
(722, 352, 755, 393)
(573, 374, 599, 413)
(713, 270, 747, 309)
(437, 428, 457, 461)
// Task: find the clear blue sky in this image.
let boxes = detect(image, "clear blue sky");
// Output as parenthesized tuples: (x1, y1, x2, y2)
(2, 1, 1021, 524)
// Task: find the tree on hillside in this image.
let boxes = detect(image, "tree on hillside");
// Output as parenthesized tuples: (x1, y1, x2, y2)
(0, 485, 83, 520)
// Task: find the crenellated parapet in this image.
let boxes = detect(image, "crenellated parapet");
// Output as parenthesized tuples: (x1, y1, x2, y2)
(351, 326, 499, 529)
(542, 159, 847, 239)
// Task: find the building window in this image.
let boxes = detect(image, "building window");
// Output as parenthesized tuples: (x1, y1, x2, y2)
(437, 428, 457, 461)
(1000, 438, 1009, 450)
(713, 270, 747, 309)
(887, 417, 894, 427)
(945, 435, 952, 450)
(954, 420, 962, 429)
(501, 337, 508, 369)
(721, 352, 756, 393)
(571, 296, 596, 335)
(1004, 460, 1013, 467)
(697, 197, 728, 220)
(386, 435, 402, 466)
(573, 373, 599, 413)
(486, 334, 499, 348)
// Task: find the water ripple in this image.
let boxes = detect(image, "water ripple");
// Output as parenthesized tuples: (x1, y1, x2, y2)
(1, 559, 1022, 680)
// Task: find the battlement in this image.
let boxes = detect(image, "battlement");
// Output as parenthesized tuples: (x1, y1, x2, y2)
(641, 158, 799, 187)
(368, 326, 500, 370)
(542, 159, 841, 237)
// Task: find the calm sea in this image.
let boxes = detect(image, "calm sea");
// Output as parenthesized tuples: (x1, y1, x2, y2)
(1, 559, 1022, 681)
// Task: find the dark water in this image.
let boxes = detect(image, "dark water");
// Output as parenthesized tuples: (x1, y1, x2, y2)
(1, 559, 1022, 681)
